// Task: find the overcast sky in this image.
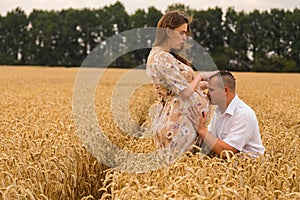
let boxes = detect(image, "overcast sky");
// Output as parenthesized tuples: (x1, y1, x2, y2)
(0, 0, 299, 16)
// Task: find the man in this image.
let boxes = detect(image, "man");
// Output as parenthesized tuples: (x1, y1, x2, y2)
(195, 71, 265, 158)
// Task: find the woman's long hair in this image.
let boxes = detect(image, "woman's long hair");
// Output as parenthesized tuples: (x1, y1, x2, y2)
(153, 10, 192, 66)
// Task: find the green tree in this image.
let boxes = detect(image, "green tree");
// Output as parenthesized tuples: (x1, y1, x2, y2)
(270, 9, 286, 57)
(284, 9, 300, 71)
(101, 1, 129, 35)
(223, 7, 239, 70)
(0, 4, 298, 71)
(28, 9, 78, 66)
(59, 9, 86, 66)
(130, 9, 147, 28)
(191, 8, 224, 69)
(231, 11, 251, 71)
(166, 3, 191, 14)
(0, 7, 28, 65)
(146, 7, 163, 27)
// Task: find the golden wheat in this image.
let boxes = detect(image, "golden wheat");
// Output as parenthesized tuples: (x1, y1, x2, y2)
(0, 67, 299, 199)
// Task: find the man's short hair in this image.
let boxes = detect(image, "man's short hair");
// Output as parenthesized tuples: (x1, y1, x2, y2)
(209, 70, 236, 92)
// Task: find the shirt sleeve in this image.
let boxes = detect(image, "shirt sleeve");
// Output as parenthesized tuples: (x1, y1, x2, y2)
(222, 113, 253, 152)
(155, 52, 191, 95)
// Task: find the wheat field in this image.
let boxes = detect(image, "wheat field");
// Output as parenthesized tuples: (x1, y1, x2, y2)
(0, 66, 299, 199)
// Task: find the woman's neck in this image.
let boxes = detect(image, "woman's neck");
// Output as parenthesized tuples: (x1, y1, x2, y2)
(153, 44, 170, 52)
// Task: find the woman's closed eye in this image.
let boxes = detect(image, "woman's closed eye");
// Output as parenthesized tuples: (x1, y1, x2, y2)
(179, 31, 187, 36)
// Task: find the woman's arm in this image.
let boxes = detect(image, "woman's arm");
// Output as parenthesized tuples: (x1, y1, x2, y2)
(179, 71, 217, 99)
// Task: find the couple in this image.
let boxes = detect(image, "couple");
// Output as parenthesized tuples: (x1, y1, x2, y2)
(146, 10, 265, 159)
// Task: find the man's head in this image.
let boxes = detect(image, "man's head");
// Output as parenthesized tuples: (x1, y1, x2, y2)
(207, 71, 236, 110)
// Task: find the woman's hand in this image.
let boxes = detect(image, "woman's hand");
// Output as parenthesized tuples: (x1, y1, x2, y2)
(198, 111, 208, 137)
(185, 70, 219, 99)
(198, 81, 208, 90)
(200, 70, 219, 81)
(187, 105, 208, 138)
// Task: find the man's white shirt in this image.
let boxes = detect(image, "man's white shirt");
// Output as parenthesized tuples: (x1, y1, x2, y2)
(208, 95, 265, 156)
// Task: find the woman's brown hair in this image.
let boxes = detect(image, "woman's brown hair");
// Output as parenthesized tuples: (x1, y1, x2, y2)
(153, 10, 192, 66)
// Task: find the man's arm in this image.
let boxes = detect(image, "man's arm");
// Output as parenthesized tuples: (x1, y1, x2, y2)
(197, 112, 239, 158)
(198, 127, 239, 158)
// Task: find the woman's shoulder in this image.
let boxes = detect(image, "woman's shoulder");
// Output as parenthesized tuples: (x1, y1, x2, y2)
(150, 48, 174, 60)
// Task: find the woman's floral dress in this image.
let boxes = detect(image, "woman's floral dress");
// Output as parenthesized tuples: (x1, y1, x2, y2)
(146, 48, 210, 155)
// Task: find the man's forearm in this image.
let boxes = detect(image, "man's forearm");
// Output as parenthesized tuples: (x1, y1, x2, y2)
(199, 129, 238, 157)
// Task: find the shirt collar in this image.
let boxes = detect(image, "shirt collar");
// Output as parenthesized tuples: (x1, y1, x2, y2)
(215, 95, 239, 116)
(225, 95, 239, 116)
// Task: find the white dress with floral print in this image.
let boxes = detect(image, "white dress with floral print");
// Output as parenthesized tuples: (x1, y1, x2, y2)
(146, 48, 210, 155)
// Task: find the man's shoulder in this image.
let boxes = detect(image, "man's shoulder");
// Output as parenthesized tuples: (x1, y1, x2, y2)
(235, 98, 257, 119)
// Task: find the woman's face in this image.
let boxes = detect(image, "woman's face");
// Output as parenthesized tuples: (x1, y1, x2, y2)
(168, 23, 188, 50)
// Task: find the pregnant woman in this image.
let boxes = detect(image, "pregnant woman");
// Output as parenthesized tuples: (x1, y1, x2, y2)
(146, 10, 217, 159)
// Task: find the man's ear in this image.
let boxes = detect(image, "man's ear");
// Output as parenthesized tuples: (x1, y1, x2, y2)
(224, 86, 230, 94)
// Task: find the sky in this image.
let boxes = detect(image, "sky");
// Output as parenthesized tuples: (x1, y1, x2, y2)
(0, 0, 299, 16)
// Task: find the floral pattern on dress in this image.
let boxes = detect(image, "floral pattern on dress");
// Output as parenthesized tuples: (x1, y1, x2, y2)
(146, 49, 210, 155)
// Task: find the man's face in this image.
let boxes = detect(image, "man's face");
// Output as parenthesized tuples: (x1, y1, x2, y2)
(207, 76, 226, 107)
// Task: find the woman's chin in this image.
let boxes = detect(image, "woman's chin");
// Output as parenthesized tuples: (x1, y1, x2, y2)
(173, 45, 184, 51)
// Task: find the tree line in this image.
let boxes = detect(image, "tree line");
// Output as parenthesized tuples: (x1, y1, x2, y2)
(0, 1, 299, 72)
